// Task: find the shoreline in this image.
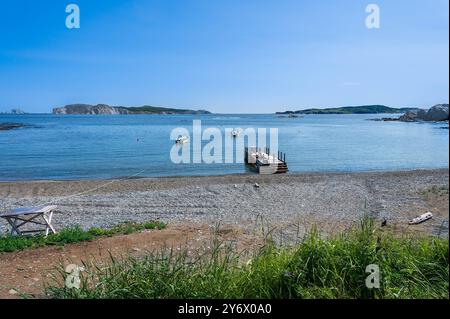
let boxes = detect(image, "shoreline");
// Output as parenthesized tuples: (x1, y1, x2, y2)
(1, 167, 448, 184)
(0, 169, 448, 240)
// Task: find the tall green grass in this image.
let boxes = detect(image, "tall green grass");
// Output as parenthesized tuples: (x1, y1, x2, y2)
(0, 221, 167, 253)
(47, 218, 449, 299)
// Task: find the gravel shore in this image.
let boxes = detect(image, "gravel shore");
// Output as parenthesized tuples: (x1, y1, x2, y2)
(0, 169, 448, 241)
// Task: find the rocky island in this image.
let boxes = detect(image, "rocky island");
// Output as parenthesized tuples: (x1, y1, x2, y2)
(53, 104, 211, 115)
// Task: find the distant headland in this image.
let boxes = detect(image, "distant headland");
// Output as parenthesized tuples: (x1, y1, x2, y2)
(276, 105, 418, 115)
(52, 104, 211, 115)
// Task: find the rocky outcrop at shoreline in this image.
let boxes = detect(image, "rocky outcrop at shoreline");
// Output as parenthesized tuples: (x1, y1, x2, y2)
(0, 123, 26, 131)
(0, 123, 41, 131)
(399, 104, 449, 122)
(374, 104, 449, 122)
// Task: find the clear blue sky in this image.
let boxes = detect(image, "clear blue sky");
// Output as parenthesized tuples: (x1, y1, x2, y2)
(0, 0, 448, 113)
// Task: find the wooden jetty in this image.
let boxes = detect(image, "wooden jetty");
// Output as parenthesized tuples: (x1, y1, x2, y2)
(244, 146, 288, 174)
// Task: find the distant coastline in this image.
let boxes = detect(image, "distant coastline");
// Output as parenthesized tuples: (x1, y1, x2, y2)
(0, 109, 27, 115)
(276, 105, 418, 115)
(2, 103, 447, 117)
(52, 104, 211, 115)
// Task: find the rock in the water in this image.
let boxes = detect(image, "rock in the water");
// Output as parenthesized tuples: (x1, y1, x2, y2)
(417, 109, 429, 120)
(399, 111, 418, 122)
(398, 104, 449, 122)
(424, 104, 449, 121)
(0, 122, 26, 131)
(380, 117, 399, 122)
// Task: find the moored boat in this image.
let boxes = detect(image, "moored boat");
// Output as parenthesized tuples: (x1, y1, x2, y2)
(231, 129, 241, 137)
(175, 136, 189, 144)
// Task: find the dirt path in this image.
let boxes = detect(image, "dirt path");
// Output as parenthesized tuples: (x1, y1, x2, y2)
(0, 223, 260, 299)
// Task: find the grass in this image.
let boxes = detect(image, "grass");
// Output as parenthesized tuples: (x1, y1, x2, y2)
(0, 221, 167, 253)
(421, 185, 449, 199)
(46, 217, 449, 299)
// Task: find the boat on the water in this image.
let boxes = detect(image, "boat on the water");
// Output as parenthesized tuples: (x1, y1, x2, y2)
(175, 136, 189, 144)
(231, 129, 241, 137)
(409, 212, 433, 225)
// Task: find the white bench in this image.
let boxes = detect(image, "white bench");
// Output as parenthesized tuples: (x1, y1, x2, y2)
(0, 205, 58, 236)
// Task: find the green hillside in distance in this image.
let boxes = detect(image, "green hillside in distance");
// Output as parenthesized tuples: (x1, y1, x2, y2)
(276, 105, 418, 115)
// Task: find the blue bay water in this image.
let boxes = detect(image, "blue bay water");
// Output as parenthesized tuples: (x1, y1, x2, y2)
(0, 114, 448, 181)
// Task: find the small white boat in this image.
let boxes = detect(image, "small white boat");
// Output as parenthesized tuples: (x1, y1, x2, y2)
(175, 136, 189, 144)
(231, 129, 241, 137)
(409, 212, 433, 225)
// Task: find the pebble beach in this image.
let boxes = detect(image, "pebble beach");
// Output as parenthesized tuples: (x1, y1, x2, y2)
(1, 169, 448, 242)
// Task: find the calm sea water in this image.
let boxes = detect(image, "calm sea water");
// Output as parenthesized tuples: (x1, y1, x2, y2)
(0, 114, 448, 181)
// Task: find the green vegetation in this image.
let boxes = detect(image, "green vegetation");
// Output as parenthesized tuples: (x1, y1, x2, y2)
(47, 218, 448, 299)
(87, 221, 166, 237)
(277, 105, 418, 115)
(0, 221, 166, 253)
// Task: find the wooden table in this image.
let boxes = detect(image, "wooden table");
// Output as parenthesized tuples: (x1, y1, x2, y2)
(0, 205, 58, 236)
